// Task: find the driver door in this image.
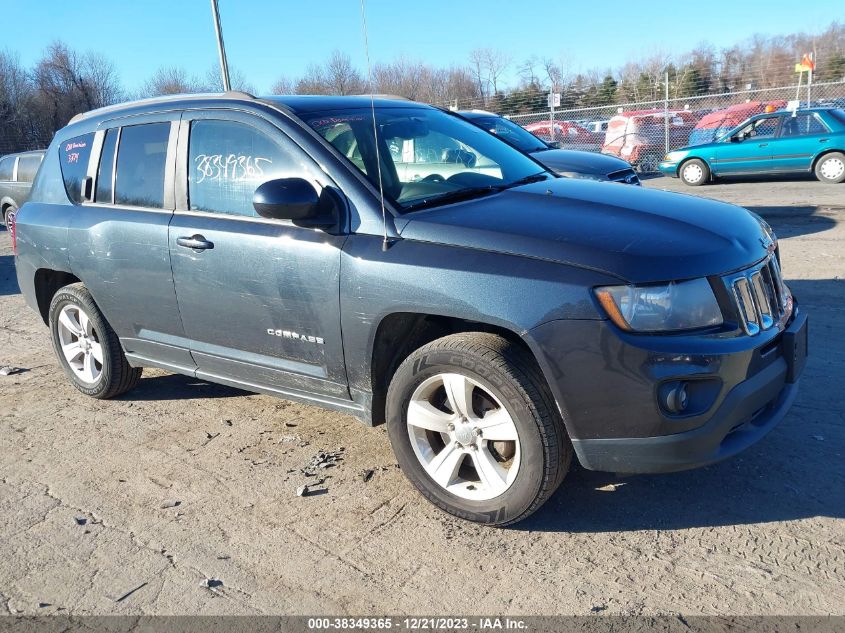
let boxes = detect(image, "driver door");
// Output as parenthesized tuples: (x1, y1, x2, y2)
(168, 110, 350, 400)
(713, 115, 781, 175)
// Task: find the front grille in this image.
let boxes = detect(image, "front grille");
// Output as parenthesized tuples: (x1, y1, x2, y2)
(725, 255, 791, 335)
(607, 168, 639, 185)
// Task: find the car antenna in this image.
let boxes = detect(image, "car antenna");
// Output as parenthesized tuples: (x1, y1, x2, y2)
(359, 0, 393, 252)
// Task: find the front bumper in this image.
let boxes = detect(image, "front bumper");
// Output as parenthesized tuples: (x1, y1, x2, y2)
(528, 307, 807, 474)
(657, 160, 679, 176)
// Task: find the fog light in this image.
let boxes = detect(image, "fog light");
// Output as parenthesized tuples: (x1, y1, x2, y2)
(660, 382, 689, 414)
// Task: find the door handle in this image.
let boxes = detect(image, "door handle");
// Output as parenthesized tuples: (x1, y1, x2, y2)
(176, 235, 214, 250)
(758, 143, 768, 147)
(819, 138, 829, 143)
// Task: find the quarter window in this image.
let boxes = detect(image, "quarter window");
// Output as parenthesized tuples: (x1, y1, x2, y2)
(0, 156, 14, 181)
(188, 119, 292, 217)
(16, 155, 42, 183)
(59, 133, 95, 204)
(115, 123, 170, 208)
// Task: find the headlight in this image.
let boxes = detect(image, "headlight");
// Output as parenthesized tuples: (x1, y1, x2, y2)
(594, 278, 723, 332)
(664, 150, 689, 162)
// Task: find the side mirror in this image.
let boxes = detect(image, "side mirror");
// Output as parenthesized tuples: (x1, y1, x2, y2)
(253, 178, 320, 221)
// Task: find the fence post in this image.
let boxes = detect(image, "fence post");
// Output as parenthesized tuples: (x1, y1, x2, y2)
(549, 88, 556, 143)
(664, 70, 669, 156)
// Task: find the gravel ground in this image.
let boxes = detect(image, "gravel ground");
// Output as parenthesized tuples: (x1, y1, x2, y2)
(1, 175, 843, 616)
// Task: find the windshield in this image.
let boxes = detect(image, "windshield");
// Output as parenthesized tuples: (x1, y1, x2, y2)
(467, 116, 549, 153)
(304, 106, 551, 212)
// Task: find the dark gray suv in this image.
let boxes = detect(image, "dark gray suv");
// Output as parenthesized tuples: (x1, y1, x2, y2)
(13, 93, 807, 525)
(1, 150, 45, 228)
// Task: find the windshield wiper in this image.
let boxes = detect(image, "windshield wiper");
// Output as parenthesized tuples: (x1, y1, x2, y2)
(402, 185, 502, 212)
(401, 172, 552, 212)
(503, 172, 552, 188)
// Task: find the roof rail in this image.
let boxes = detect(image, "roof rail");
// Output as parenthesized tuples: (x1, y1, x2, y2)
(351, 93, 412, 101)
(68, 91, 257, 125)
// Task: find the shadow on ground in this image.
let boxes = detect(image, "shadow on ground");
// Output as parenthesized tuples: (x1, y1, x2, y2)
(117, 372, 247, 402)
(0, 254, 20, 296)
(520, 278, 845, 533)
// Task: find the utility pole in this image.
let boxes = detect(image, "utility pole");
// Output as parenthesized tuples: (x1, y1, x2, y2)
(210, 0, 231, 92)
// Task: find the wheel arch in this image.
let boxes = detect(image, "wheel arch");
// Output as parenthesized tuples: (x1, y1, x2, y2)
(677, 155, 709, 179)
(33, 268, 82, 324)
(368, 312, 546, 426)
(811, 148, 844, 171)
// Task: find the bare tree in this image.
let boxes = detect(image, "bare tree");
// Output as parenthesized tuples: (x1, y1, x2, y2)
(141, 66, 206, 96)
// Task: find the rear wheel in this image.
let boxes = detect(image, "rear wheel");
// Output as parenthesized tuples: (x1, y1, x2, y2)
(2, 205, 16, 229)
(386, 333, 571, 526)
(49, 283, 141, 399)
(814, 152, 845, 184)
(679, 158, 710, 186)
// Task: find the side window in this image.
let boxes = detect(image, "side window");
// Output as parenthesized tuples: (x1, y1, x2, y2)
(115, 123, 170, 208)
(751, 116, 780, 139)
(95, 128, 119, 203)
(16, 155, 42, 183)
(188, 119, 294, 217)
(781, 113, 829, 137)
(59, 133, 95, 204)
(0, 156, 14, 181)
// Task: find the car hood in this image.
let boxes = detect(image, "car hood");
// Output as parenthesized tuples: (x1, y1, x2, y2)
(398, 178, 769, 283)
(530, 149, 631, 176)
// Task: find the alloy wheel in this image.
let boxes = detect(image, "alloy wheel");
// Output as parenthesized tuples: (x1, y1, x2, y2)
(56, 304, 103, 384)
(406, 372, 521, 501)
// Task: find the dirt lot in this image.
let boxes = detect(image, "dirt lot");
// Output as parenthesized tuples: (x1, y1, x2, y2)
(1, 175, 843, 616)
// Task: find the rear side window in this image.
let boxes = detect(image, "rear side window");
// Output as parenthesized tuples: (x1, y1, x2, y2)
(0, 156, 15, 181)
(188, 119, 292, 217)
(16, 155, 42, 183)
(96, 128, 119, 203)
(115, 123, 170, 208)
(59, 133, 95, 204)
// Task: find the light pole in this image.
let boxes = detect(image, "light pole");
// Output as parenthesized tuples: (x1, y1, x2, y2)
(210, 0, 231, 92)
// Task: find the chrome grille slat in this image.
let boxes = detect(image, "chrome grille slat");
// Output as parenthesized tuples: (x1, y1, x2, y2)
(726, 254, 787, 336)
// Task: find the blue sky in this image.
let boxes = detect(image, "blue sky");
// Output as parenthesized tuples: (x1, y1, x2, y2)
(2, 0, 841, 93)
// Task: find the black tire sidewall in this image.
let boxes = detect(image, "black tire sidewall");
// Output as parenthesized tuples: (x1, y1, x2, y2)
(49, 287, 116, 398)
(387, 346, 547, 525)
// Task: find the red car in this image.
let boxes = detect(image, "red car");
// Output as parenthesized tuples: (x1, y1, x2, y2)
(602, 109, 698, 172)
(523, 120, 603, 151)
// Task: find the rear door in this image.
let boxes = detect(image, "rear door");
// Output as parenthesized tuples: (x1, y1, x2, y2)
(67, 113, 195, 371)
(712, 115, 781, 175)
(768, 112, 831, 173)
(168, 110, 349, 400)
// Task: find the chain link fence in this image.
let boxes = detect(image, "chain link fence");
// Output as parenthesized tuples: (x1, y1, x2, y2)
(488, 80, 845, 173)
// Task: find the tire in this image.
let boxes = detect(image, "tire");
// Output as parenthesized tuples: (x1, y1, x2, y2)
(814, 152, 845, 184)
(48, 283, 141, 399)
(386, 332, 571, 526)
(679, 158, 710, 186)
(2, 205, 15, 229)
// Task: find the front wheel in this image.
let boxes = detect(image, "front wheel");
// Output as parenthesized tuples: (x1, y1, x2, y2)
(679, 158, 710, 186)
(49, 283, 141, 399)
(815, 152, 845, 184)
(386, 333, 571, 526)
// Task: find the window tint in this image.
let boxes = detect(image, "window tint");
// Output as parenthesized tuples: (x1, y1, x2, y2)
(188, 119, 293, 217)
(739, 116, 779, 139)
(781, 113, 829, 137)
(16, 155, 42, 183)
(0, 156, 14, 181)
(96, 129, 119, 203)
(59, 133, 95, 204)
(115, 123, 170, 208)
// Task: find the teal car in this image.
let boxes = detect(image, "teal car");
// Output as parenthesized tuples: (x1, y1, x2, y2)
(659, 108, 845, 186)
